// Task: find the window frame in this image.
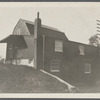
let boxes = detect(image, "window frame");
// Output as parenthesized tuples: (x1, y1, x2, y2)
(84, 63, 91, 74)
(79, 45, 85, 55)
(50, 59, 61, 72)
(55, 40, 63, 52)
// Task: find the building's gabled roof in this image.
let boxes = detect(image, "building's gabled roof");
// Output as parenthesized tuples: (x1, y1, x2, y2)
(20, 19, 68, 40)
(68, 40, 98, 48)
(41, 27, 68, 40)
(20, 19, 63, 33)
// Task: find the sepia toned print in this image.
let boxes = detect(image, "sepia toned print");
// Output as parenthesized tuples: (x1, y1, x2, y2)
(0, 3, 100, 95)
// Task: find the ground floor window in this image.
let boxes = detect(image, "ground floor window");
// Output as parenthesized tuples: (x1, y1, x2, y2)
(50, 60, 61, 72)
(84, 63, 91, 74)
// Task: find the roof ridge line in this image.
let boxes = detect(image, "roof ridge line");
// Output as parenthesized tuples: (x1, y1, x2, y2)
(20, 19, 64, 33)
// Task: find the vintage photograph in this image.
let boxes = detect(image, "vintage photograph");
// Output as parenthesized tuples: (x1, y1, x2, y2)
(0, 2, 100, 95)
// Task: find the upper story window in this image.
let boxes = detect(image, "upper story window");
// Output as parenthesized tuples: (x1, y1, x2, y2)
(79, 45, 85, 55)
(84, 63, 91, 74)
(55, 40, 63, 52)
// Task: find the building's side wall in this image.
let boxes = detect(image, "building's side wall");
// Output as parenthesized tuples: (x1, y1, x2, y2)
(6, 43, 11, 61)
(15, 35, 34, 67)
(44, 37, 64, 72)
(6, 35, 34, 67)
(60, 42, 100, 84)
(40, 27, 66, 73)
(38, 29, 100, 84)
(61, 57, 100, 84)
(6, 43, 17, 61)
(5, 19, 35, 66)
(17, 35, 34, 59)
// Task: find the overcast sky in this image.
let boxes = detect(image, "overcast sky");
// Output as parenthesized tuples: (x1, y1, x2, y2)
(0, 2, 100, 58)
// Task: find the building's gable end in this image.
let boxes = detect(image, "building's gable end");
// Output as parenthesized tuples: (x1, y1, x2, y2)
(12, 19, 30, 35)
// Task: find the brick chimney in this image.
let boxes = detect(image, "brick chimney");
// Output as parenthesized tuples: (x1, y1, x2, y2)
(34, 12, 41, 38)
(34, 12, 43, 70)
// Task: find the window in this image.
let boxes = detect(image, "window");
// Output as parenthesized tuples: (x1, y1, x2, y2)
(50, 60, 60, 72)
(79, 45, 85, 55)
(84, 63, 91, 73)
(55, 40, 63, 52)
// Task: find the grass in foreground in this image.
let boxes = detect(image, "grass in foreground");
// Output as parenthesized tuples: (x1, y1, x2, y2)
(0, 63, 69, 93)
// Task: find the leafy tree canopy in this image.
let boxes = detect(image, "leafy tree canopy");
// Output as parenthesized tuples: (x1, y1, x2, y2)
(89, 34, 100, 47)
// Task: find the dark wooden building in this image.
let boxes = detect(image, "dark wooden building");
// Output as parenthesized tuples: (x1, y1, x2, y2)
(0, 12, 100, 84)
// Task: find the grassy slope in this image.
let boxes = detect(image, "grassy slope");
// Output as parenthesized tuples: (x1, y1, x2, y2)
(0, 63, 69, 93)
(76, 84, 100, 93)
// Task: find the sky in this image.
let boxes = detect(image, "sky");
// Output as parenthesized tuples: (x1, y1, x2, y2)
(0, 2, 100, 58)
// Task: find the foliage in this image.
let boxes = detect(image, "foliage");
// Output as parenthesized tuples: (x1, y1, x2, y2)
(89, 34, 100, 47)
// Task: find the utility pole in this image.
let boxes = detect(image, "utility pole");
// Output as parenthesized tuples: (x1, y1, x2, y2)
(96, 20, 100, 57)
(97, 20, 100, 34)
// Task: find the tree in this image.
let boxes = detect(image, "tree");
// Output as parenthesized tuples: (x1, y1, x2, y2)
(89, 34, 100, 47)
